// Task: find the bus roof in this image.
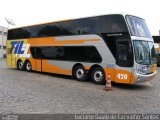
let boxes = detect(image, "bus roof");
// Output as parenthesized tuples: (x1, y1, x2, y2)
(9, 13, 127, 30)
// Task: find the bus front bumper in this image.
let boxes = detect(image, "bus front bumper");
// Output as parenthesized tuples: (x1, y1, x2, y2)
(134, 71, 156, 83)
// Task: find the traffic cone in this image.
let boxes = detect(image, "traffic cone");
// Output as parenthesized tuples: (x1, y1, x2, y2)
(104, 74, 113, 91)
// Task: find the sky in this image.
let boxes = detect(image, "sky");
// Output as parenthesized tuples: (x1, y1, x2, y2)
(0, 0, 159, 35)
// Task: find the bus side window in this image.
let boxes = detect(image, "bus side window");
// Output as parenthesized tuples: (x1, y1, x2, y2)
(116, 40, 133, 67)
(36, 48, 42, 59)
(87, 47, 102, 62)
(30, 47, 42, 59)
(30, 47, 36, 58)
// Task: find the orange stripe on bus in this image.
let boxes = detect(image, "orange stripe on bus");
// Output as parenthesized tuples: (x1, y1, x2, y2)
(42, 60, 72, 75)
(28, 37, 100, 46)
(84, 66, 91, 70)
(28, 59, 72, 75)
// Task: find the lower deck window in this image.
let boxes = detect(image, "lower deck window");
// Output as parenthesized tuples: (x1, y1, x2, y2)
(30, 46, 102, 63)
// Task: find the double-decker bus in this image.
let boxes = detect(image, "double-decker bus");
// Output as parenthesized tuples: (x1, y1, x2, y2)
(7, 14, 157, 84)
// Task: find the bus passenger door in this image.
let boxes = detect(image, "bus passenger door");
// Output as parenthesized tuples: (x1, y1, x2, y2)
(35, 48, 42, 72)
(115, 39, 133, 84)
(6, 47, 15, 68)
(9, 46, 16, 68)
(11, 52, 16, 68)
(35, 59, 42, 72)
(30, 47, 42, 72)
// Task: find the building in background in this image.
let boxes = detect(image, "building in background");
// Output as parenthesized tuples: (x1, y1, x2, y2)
(0, 26, 8, 58)
(153, 35, 160, 66)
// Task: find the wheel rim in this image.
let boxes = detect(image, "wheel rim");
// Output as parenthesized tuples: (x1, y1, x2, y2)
(19, 61, 23, 69)
(94, 70, 103, 82)
(76, 68, 84, 79)
(26, 62, 31, 70)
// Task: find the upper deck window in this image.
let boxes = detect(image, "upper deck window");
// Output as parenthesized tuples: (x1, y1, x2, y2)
(102, 15, 128, 33)
(8, 14, 130, 40)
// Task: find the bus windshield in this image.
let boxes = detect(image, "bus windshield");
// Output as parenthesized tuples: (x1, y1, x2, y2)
(126, 15, 152, 38)
(133, 40, 156, 65)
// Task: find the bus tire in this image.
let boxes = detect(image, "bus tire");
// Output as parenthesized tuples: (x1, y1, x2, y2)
(17, 60, 24, 70)
(91, 67, 106, 85)
(73, 65, 87, 81)
(25, 61, 32, 72)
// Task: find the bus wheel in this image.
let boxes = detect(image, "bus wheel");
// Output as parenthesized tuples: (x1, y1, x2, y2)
(25, 61, 32, 72)
(17, 60, 24, 70)
(91, 67, 105, 85)
(73, 65, 87, 81)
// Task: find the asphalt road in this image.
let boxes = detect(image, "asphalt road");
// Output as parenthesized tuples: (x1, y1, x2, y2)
(0, 58, 160, 114)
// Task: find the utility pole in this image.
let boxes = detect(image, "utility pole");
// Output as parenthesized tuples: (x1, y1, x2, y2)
(1, 27, 3, 58)
(0, 26, 2, 58)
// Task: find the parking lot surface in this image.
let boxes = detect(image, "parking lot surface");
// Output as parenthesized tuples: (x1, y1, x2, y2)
(0, 58, 160, 114)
